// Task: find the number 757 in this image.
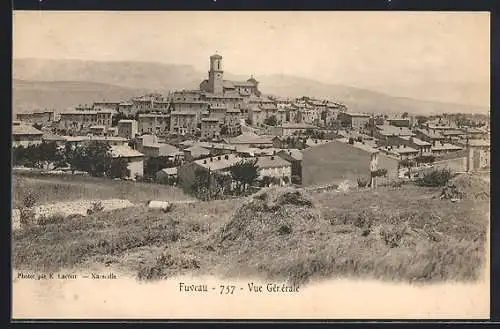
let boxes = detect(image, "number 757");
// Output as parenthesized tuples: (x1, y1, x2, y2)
(219, 285, 235, 294)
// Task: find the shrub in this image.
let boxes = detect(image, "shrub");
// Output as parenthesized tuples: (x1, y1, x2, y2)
(380, 225, 408, 248)
(390, 179, 406, 188)
(348, 137, 355, 144)
(291, 175, 302, 185)
(416, 169, 453, 187)
(37, 213, 66, 226)
(87, 201, 104, 215)
(22, 190, 39, 208)
(278, 224, 293, 235)
(372, 168, 388, 177)
(19, 208, 36, 228)
(357, 177, 369, 188)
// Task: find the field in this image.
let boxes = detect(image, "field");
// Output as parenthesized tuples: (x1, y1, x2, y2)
(11, 173, 194, 208)
(11, 174, 490, 286)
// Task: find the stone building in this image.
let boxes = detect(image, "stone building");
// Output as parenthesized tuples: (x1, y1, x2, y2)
(59, 110, 113, 133)
(201, 117, 221, 140)
(117, 119, 139, 139)
(16, 111, 55, 126)
(138, 113, 170, 135)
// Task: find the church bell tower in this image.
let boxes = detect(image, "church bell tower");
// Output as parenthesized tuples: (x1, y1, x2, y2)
(208, 53, 224, 95)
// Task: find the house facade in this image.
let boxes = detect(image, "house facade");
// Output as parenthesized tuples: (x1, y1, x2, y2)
(12, 121, 44, 147)
(117, 119, 139, 139)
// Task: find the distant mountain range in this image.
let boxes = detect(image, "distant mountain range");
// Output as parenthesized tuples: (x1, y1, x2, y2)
(12, 58, 489, 116)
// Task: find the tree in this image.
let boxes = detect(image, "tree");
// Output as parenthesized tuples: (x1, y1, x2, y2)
(348, 137, 355, 145)
(191, 168, 214, 201)
(261, 175, 273, 187)
(402, 112, 409, 119)
(145, 156, 170, 178)
(71, 141, 112, 177)
(416, 115, 429, 126)
(107, 158, 130, 179)
(12, 145, 26, 167)
(264, 115, 278, 126)
(400, 158, 416, 179)
(220, 125, 229, 135)
(37, 141, 59, 169)
(228, 159, 260, 194)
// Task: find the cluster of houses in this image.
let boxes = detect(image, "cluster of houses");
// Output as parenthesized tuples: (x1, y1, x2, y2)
(12, 54, 491, 190)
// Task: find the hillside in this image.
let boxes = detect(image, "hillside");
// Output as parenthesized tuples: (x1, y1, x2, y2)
(13, 58, 489, 116)
(12, 176, 489, 285)
(13, 79, 150, 114)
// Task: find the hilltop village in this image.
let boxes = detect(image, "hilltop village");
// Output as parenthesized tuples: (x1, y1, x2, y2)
(12, 54, 491, 198)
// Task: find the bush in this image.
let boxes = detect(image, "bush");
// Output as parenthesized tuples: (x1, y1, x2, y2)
(87, 201, 105, 215)
(389, 179, 406, 188)
(372, 168, 387, 177)
(416, 169, 453, 187)
(22, 190, 39, 208)
(380, 225, 408, 248)
(291, 175, 302, 185)
(19, 208, 36, 228)
(348, 137, 355, 144)
(37, 213, 66, 226)
(357, 177, 369, 188)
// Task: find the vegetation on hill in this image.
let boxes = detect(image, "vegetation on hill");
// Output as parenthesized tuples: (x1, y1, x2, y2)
(12, 178, 489, 285)
(12, 174, 194, 208)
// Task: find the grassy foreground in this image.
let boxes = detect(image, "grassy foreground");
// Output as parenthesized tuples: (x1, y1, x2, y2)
(12, 177, 489, 285)
(12, 174, 194, 208)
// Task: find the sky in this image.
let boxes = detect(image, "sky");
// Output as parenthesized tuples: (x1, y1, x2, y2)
(13, 11, 490, 106)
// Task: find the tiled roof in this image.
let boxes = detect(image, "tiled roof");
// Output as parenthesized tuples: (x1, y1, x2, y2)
(278, 149, 303, 161)
(110, 145, 144, 158)
(195, 154, 244, 171)
(12, 124, 43, 135)
(382, 146, 419, 154)
(256, 156, 291, 169)
(196, 142, 237, 151)
(201, 117, 221, 122)
(184, 145, 211, 157)
(431, 143, 462, 151)
(159, 167, 178, 175)
(415, 128, 444, 139)
(227, 132, 273, 145)
(281, 123, 317, 129)
(170, 111, 196, 116)
(305, 138, 331, 147)
(42, 133, 66, 141)
(399, 136, 431, 146)
(376, 125, 414, 136)
(61, 110, 114, 115)
(180, 140, 195, 147)
(143, 143, 181, 156)
(468, 139, 490, 147)
(441, 129, 466, 136)
(351, 142, 379, 154)
(342, 112, 371, 117)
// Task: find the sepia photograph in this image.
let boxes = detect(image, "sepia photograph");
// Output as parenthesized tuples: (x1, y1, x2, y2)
(11, 11, 490, 319)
